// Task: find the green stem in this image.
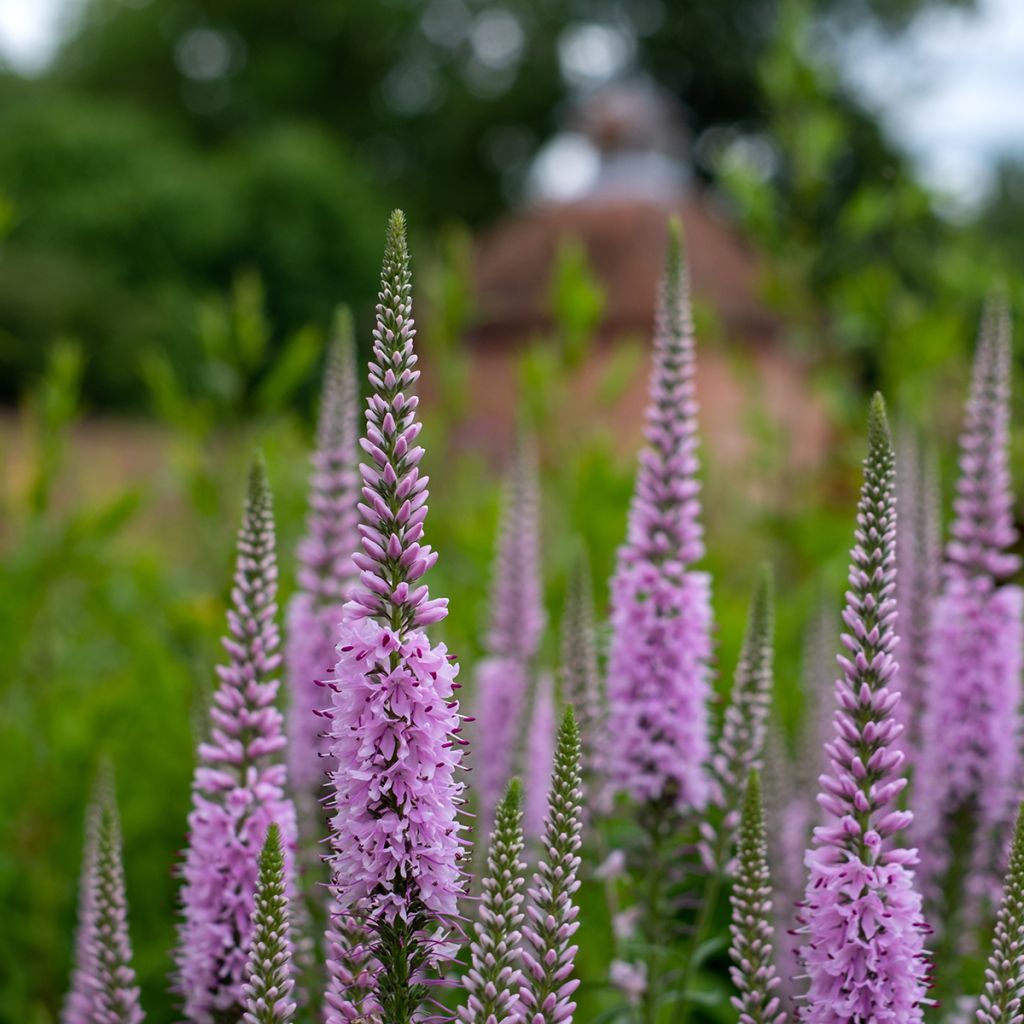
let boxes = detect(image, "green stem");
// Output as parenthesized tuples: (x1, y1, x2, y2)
(672, 868, 722, 1024)
(640, 801, 672, 1024)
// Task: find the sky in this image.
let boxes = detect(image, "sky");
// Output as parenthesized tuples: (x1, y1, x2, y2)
(838, 0, 1024, 214)
(1, 0, 1022, 213)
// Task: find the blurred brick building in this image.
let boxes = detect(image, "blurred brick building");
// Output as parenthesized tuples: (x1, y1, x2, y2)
(449, 80, 830, 478)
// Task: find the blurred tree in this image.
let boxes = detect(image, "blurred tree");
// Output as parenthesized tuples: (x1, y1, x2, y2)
(0, 79, 386, 406)
(0, 0, 982, 406)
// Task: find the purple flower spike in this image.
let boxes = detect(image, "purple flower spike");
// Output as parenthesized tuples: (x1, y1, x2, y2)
(475, 437, 545, 831)
(976, 803, 1024, 1023)
(701, 566, 775, 874)
(524, 673, 556, 839)
(242, 825, 296, 1024)
(729, 772, 787, 1024)
(345, 212, 446, 633)
(798, 395, 932, 1024)
(286, 307, 360, 836)
(607, 220, 713, 812)
(176, 459, 298, 1024)
(325, 212, 465, 1024)
(63, 766, 144, 1024)
(916, 301, 1023, 912)
(519, 708, 583, 1024)
(323, 900, 380, 1024)
(459, 779, 527, 1024)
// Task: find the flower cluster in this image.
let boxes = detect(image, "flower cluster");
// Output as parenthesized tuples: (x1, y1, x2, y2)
(728, 772, 787, 1024)
(325, 211, 465, 1024)
(607, 220, 713, 812)
(242, 824, 296, 1024)
(286, 307, 360, 834)
(459, 779, 527, 1024)
(63, 767, 144, 1024)
(519, 708, 583, 1024)
(327, 619, 464, 921)
(916, 302, 1024, 911)
(798, 395, 931, 1024)
(976, 803, 1024, 1023)
(176, 459, 297, 1024)
(323, 900, 379, 1024)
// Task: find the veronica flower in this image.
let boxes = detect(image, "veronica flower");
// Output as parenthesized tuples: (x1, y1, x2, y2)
(728, 772, 787, 1024)
(915, 302, 1023, 913)
(459, 779, 527, 1024)
(242, 825, 296, 1024)
(286, 308, 360, 837)
(560, 546, 608, 818)
(176, 459, 298, 1023)
(524, 673, 556, 839)
(63, 766, 144, 1024)
(519, 708, 583, 1024)
(323, 901, 380, 1024)
(701, 566, 775, 874)
(325, 211, 465, 1024)
(976, 803, 1024, 1024)
(798, 395, 931, 1024)
(606, 220, 713, 813)
(475, 436, 545, 830)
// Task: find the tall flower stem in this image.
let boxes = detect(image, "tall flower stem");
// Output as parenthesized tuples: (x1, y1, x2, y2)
(326, 211, 464, 1024)
(459, 779, 527, 1024)
(176, 458, 297, 1024)
(676, 570, 775, 1024)
(976, 803, 1024, 1023)
(797, 395, 931, 1024)
(63, 764, 144, 1024)
(519, 708, 583, 1024)
(728, 772, 787, 1024)
(243, 824, 296, 1024)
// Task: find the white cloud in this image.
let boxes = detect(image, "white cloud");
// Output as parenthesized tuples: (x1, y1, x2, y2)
(839, 0, 1024, 210)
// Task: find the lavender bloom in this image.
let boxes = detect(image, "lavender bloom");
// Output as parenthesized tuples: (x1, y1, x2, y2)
(325, 211, 465, 1024)
(916, 302, 1023, 910)
(64, 792, 102, 1024)
(607, 220, 713, 812)
(63, 767, 144, 1024)
(976, 804, 1024, 1024)
(524, 673, 556, 839)
(476, 437, 545, 830)
(286, 308, 360, 836)
(798, 395, 931, 1024)
(323, 901, 380, 1024)
(176, 460, 298, 1024)
(701, 567, 775, 874)
(893, 430, 940, 759)
(560, 546, 608, 818)
(728, 772, 787, 1024)
(519, 708, 583, 1024)
(242, 825, 296, 1024)
(459, 779, 527, 1024)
